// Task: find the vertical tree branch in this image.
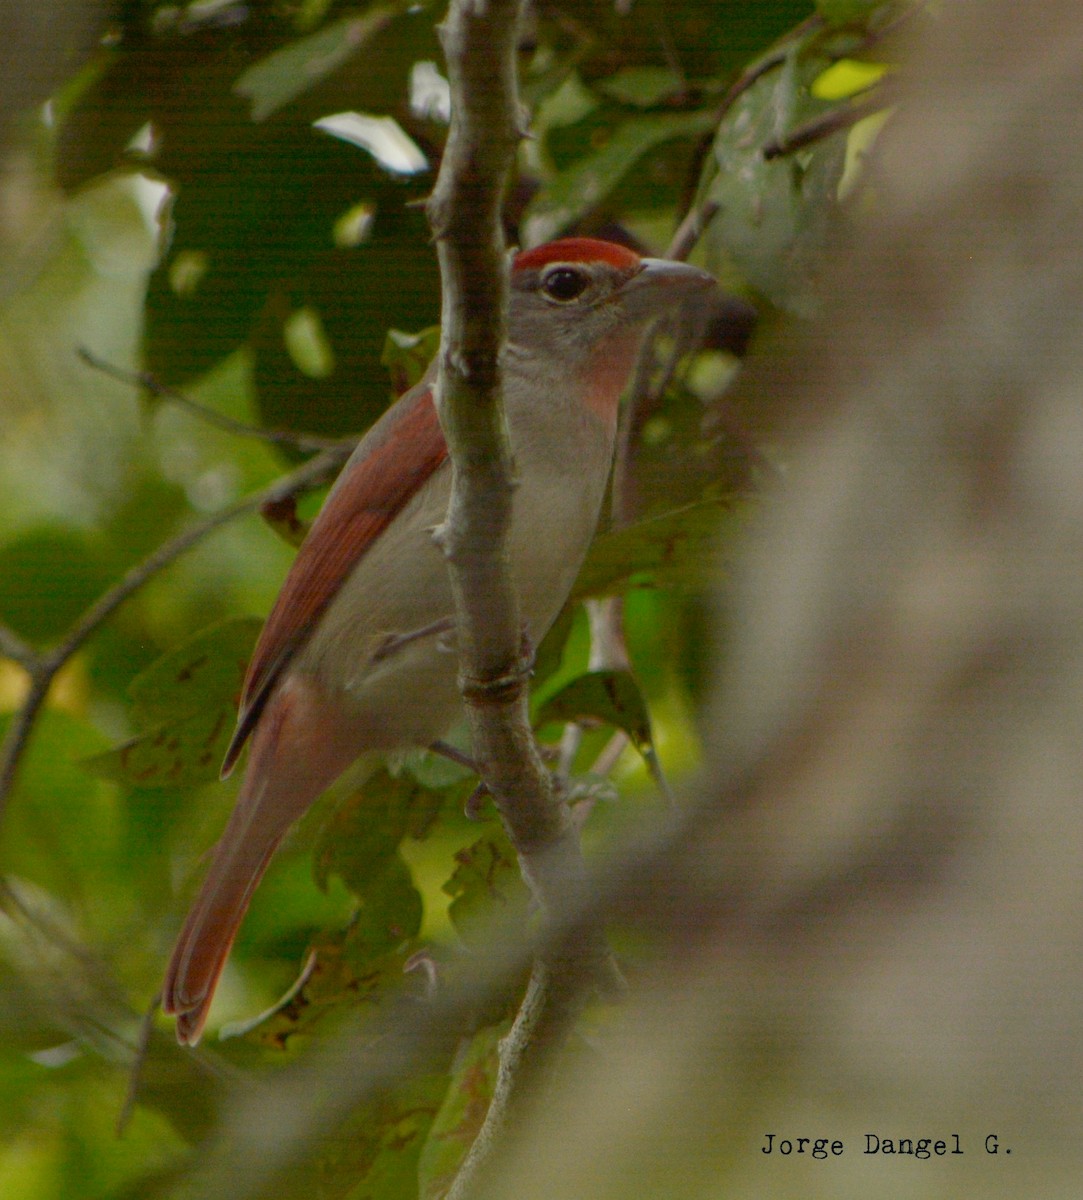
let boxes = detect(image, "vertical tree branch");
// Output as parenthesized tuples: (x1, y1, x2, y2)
(428, 0, 593, 935)
(427, 1, 613, 1194)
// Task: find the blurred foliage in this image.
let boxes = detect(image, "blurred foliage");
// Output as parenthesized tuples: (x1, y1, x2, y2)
(0, 0, 912, 1196)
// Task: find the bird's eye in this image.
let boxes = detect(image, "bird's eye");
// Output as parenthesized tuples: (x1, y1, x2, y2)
(541, 266, 590, 303)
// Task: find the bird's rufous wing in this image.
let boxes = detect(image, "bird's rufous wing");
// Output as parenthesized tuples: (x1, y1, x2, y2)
(222, 382, 448, 776)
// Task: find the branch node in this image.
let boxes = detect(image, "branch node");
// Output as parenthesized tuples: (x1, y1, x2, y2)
(459, 666, 528, 708)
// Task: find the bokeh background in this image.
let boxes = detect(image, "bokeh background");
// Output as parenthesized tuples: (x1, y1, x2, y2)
(2, 1, 1080, 1197)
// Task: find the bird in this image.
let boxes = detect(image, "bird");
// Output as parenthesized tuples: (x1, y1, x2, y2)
(162, 236, 716, 1044)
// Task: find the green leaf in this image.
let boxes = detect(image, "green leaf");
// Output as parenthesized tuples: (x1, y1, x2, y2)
(0, 713, 116, 908)
(83, 618, 260, 788)
(234, 10, 398, 122)
(312, 770, 425, 962)
(381, 325, 439, 396)
(84, 708, 237, 790)
(535, 669, 654, 757)
(127, 617, 262, 727)
(596, 66, 688, 109)
(325, 1077, 445, 1200)
(523, 110, 715, 244)
(346, 851, 424, 960)
(418, 1022, 503, 1199)
(573, 499, 737, 600)
(234, 934, 414, 1047)
(816, 0, 888, 25)
(707, 46, 848, 314)
(314, 770, 414, 894)
(443, 835, 530, 950)
(0, 527, 112, 644)
(127, 1028, 227, 1145)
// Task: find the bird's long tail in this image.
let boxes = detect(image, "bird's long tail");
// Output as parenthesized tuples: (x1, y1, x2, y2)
(162, 677, 359, 1045)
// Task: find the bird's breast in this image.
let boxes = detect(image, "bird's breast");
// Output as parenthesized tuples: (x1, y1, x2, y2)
(294, 404, 614, 749)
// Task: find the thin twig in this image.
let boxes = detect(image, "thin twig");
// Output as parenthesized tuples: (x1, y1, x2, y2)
(0, 624, 37, 672)
(763, 83, 894, 160)
(428, 1, 621, 1195)
(116, 998, 158, 1136)
(714, 12, 823, 124)
(78, 346, 348, 454)
(590, 729, 629, 779)
(429, 0, 593, 900)
(444, 958, 583, 1200)
(667, 198, 719, 264)
(53, 447, 349, 674)
(0, 444, 350, 827)
(0, 673, 52, 827)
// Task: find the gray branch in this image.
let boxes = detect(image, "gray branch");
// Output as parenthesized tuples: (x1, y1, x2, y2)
(427, 1, 613, 1194)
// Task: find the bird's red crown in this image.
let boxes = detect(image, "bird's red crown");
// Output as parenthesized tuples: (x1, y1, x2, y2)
(513, 237, 641, 273)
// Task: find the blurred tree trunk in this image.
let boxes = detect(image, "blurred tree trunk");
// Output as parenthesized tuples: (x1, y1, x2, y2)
(475, 2, 1083, 1195)
(0, 1, 111, 140)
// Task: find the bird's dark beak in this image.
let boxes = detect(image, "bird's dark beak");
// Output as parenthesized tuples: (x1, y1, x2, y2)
(622, 257, 717, 319)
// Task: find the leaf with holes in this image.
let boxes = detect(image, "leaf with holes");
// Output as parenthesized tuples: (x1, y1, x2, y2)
(314, 767, 451, 896)
(83, 618, 261, 788)
(85, 708, 238, 790)
(443, 835, 530, 949)
(418, 1022, 504, 1199)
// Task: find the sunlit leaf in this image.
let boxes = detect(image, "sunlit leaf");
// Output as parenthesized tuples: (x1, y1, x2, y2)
(282, 306, 336, 380)
(382, 326, 439, 396)
(812, 58, 890, 100)
(314, 112, 429, 176)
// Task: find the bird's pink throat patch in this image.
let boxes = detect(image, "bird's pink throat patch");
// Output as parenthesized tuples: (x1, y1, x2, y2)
(583, 328, 641, 429)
